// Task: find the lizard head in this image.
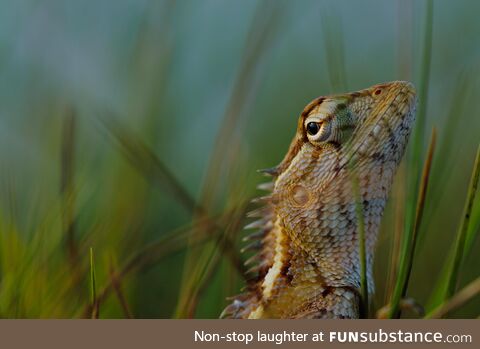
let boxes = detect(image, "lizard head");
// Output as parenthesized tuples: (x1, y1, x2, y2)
(273, 80, 417, 179)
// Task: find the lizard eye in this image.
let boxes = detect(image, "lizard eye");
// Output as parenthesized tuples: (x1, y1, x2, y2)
(305, 120, 331, 143)
(306, 122, 320, 135)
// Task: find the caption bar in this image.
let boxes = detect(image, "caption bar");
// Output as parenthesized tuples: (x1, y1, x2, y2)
(194, 329, 472, 345)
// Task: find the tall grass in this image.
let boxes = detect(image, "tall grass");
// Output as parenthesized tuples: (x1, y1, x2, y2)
(174, 1, 283, 318)
(387, 0, 434, 319)
(0, 0, 479, 319)
(388, 129, 436, 318)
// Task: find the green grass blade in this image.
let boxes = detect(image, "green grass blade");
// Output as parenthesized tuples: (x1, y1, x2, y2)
(464, 199, 480, 257)
(422, 74, 474, 310)
(445, 145, 480, 298)
(426, 145, 480, 313)
(464, 160, 480, 258)
(89, 247, 98, 319)
(388, 128, 436, 318)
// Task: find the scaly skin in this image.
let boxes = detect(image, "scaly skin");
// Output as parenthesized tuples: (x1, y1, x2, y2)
(222, 81, 416, 319)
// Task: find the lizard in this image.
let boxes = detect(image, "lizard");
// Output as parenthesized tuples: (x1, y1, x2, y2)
(221, 81, 417, 319)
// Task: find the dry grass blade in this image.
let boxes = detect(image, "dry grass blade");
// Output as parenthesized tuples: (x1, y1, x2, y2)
(426, 276, 480, 318)
(445, 145, 480, 298)
(101, 117, 246, 275)
(388, 128, 436, 318)
(102, 117, 199, 213)
(60, 107, 78, 263)
(377, 297, 424, 319)
(108, 258, 133, 319)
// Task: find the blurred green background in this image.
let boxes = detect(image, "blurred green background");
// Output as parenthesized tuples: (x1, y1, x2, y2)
(0, 0, 479, 318)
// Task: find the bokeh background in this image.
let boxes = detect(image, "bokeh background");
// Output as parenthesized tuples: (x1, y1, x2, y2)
(0, 0, 479, 318)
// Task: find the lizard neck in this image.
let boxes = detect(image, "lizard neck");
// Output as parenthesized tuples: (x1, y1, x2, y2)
(247, 218, 362, 319)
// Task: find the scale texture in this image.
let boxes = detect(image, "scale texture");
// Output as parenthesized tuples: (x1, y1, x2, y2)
(222, 81, 417, 319)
